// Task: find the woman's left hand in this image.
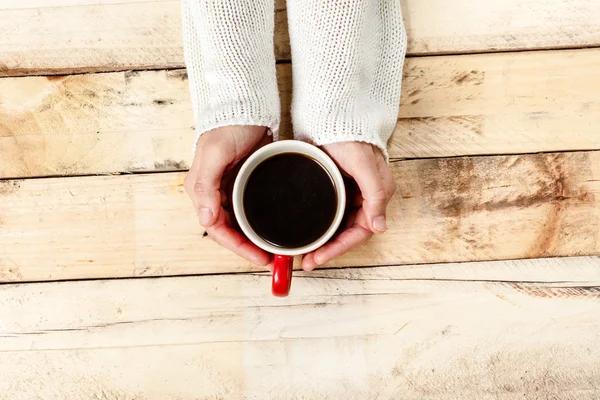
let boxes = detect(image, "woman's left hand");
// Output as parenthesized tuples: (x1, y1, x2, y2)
(301, 142, 397, 271)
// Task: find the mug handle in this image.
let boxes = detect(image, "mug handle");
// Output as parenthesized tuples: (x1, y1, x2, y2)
(272, 254, 293, 297)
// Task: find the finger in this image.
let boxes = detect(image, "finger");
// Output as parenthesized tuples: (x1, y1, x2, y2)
(206, 207, 271, 266)
(376, 155, 397, 199)
(185, 141, 230, 228)
(301, 252, 318, 272)
(349, 153, 392, 234)
(312, 225, 373, 266)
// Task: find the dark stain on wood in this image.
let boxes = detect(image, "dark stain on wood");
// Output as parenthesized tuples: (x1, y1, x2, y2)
(434, 158, 475, 236)
(429, 154, 593, 215)
(452, 70, 484, 86)
(83, 89, 97, 98)
(410, 99, 420, 105)
(510, 283, 600, 299)
(124, 70, 139, 83)
(154, 159, 188, 170)
(421, 157, 475, 213)
(406, 64, 427, 78)
(408, 89, 421, 97)
(417, 152, 595, 255)
(0, 180, 21, 196)
(167, 70, 188, 81)
(153, 99, 175, 106)
(397, 115, 484, 136)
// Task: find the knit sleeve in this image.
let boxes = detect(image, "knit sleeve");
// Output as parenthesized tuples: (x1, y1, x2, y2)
(182, 0, 280, 146)
(286, 0, 407, 159)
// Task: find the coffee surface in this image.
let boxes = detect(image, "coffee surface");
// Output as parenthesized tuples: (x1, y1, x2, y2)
(243, 153, 337, 248)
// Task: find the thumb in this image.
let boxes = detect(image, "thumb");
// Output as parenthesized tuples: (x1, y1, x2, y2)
(350, 159, 393, 234)
(184, 145, 229, 228)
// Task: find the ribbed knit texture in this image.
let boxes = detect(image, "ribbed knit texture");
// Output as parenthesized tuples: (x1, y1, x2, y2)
(182, 0, 407, 158)
(182, 0, 280, 146)
(287, 0, 407, 159)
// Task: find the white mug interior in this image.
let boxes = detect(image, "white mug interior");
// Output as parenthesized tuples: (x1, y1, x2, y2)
(232, 140, 346, 257)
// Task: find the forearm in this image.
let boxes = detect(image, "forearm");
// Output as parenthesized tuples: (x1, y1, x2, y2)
(286, 0, 407, 159)
(182, 0, 280, 145)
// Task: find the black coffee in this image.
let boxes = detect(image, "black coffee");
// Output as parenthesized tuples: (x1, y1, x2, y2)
(243, 153, 337, 248)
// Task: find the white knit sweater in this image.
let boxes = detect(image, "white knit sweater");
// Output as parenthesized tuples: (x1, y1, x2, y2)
(182, 0, 407, 157)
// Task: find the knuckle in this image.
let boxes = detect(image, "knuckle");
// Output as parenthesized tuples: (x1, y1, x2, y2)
(371, 188, 389, 202)
(183, 173, 212, 199)
(346, 230, 363, 245)
(335, 237, 352, 254)
(192, 181, 212, 197)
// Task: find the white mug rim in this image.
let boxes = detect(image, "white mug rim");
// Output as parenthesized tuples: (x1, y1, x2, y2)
(232, 140, 346, 256)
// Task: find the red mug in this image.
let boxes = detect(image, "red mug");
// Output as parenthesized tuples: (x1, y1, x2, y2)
(232, 140, 346, 297)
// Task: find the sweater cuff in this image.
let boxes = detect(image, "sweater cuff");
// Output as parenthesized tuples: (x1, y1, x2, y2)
(193, 116, 280, 151)
(292, 113, 396, 161)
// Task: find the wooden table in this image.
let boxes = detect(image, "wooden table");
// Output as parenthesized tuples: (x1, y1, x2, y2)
(0, 0, 599, 398)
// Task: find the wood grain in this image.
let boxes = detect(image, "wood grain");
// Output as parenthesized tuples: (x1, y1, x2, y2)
(402, 0, 600, 56)
(2, 48, 599, 179)
(0, 0, 288, 77)
(393, 49, 600, 158)
(1, 0, 599, 76)
(1, 151, 598, 282)
(0, 257, 599, 398)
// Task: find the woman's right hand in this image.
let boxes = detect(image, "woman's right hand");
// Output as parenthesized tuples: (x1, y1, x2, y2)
(184, 126, 273, 267)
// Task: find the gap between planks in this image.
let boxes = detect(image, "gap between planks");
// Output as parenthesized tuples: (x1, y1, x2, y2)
(5, 44, 600, 80)
(0, 148, 596, 183)
(1, 256, 596, 287)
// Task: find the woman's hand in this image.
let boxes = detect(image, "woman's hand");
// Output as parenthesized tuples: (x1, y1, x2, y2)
(184, 126, 272, 267)
(301, 142, 396, 271)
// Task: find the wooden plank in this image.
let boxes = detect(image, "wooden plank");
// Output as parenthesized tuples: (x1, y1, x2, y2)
(1, 0, 599, 76)
(393, 48, 600, 158)
(0, 69, 198, 178)
(0, 0, 289, 77)
(403, 0, 600, 56)
(2, 49, 599, 179)
(1, 151, 599, 282)
(0, 257, 599, 398)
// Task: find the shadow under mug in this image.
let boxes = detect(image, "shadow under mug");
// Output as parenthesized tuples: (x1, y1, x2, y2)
(232, 140, 346, 297)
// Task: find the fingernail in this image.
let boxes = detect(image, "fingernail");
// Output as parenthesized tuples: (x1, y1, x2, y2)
(304, 264, 316, 272)
(303, 255, 317, 271)
(199, 207, 213, 225)
(373, 216, 387, 232)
